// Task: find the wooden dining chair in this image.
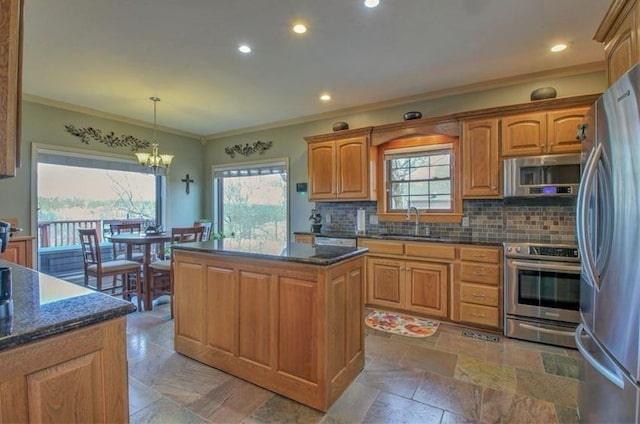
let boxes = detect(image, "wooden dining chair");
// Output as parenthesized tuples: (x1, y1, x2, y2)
(147, 226, 205, 318)
(78, 228, 142, 310)
(194, 220, 213, 241)
(110, 222, 144, 262)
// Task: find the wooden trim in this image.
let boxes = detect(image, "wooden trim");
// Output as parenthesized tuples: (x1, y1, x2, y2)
(375, 135, 463, 224)
(304, 127, 372, 143)
(594, 0, 637, 42)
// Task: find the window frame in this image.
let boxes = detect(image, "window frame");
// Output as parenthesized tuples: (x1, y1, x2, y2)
(212, 157, 289, 241)
(376, 135, 463, 223)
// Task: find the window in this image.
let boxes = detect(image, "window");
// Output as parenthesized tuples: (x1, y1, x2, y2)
(34, 145, 165, 247)
(213, 159, 288, 250)
(377, 135, 462, 223)
(386, 146, 453, 212)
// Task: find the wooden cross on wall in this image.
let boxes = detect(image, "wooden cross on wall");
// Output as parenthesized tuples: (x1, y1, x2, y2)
(181, 174, 194, 195)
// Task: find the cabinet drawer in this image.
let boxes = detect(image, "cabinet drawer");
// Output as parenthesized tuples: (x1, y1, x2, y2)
(460, 303, 500, 327)
(459, 247, 500, 263)
(405, 243, 455, 260)
(460, 283, 499, 307)
(459, 263, 500, 285)
(294, 234, 314, 244)
(359, 239, 404, 255)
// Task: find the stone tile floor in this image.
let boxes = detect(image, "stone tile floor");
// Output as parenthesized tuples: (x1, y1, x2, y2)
(126, 303, 582, 423)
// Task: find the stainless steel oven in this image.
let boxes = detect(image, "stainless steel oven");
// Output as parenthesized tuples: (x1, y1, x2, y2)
(504, 242, 581, 348)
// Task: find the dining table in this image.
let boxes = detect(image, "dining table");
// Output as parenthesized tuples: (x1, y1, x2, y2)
(106, 232, 172, 311)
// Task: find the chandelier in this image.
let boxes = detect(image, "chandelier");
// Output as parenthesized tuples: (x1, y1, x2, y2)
(135, 96, 174, 175)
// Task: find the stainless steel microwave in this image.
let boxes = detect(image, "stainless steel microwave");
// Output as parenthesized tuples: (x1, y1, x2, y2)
(503, 153, 581, 198)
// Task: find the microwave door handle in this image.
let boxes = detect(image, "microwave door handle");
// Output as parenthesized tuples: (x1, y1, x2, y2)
(576, 144, 602, 288)
(574, 324, 625, 389)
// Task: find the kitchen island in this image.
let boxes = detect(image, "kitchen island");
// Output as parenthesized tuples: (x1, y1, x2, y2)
(171, 240, 367, 411)
(0, 260, 135, 423)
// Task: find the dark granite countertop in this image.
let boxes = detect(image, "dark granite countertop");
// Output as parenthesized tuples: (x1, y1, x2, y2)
(0, 260, 136, 351)
(294, 231, 503, 247)
(172, 240, 368, 265)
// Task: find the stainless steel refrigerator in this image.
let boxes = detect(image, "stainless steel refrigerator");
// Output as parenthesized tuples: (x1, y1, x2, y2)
(575, 62, 640, 423)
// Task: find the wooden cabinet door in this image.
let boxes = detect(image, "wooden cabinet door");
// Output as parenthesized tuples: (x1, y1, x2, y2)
(336, 136, 369, 199)
(405, 261, 448, 318)
(604, 2, 639, 86)
(366, 257, 404, 309)
(501, 112, 546, 157)
(0, 319, 129, 424)
(461, 118, 501, 198)
(0, 237, 33, 268)
(546, 107, 589, 154)
(0, 0, 22, 178)
(308, 140, 336, 200)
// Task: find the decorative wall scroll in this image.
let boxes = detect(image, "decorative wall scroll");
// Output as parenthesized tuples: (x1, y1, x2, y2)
(64, 124, 150, 151)
(224, 140, 272, 158)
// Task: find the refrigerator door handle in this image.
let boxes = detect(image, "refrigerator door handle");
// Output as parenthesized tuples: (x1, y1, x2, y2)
(576, 144, 602, 288)
(575, 324, 625, 390)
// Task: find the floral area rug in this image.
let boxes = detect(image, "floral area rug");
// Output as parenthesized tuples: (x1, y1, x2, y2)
(365, 309, 440, 338)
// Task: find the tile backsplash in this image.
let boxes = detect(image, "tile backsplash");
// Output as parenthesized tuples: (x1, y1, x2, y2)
(313, 198, 577, 244)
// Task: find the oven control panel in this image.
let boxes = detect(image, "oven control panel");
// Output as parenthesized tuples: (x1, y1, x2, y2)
(504, 243, 580, 262)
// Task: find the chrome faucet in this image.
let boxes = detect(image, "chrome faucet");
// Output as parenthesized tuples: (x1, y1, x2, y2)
(406, 206, 419, 235)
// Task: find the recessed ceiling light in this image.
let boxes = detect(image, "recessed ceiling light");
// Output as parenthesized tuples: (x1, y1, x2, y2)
(364, 0, 380, 8)
(293, 23, 307, 34)
(238, 44, 252, 54)
(550, 43, 568, 52)
(320, 93, 331, 101)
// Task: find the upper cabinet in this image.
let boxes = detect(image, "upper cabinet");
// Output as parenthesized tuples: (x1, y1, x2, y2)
(594, 0, 640, 86)
(305, 128, 376, 202)
(0, 0, 23, 178)
(501, 107, 589, 157)
(461, 118, 501, 198)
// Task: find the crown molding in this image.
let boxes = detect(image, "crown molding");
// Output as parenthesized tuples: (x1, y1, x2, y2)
(202, 61, 605, 141)
(24, 61, 604, 143)
(22, 94, 201, 141)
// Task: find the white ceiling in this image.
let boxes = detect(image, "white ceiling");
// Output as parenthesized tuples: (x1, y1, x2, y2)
(22, 0, 611, 139)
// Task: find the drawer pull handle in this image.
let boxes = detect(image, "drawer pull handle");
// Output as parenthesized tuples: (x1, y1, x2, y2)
(471, 254, 486, 258)
(472, 292, 486, 297)
(472, 312, 487, 318)
(472, 271, 486, 276)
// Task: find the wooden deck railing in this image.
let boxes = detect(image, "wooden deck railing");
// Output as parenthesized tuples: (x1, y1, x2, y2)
(38, 219, 147, 248)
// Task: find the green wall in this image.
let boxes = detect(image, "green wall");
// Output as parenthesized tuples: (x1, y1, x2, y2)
(0, 102, 203, 236)
(203, 70, 606, 236)
(0, 69, 607, 246)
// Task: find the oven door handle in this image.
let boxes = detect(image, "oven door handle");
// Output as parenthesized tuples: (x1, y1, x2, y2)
(518, 322, 576, 337)
(507, 260, 581, 273)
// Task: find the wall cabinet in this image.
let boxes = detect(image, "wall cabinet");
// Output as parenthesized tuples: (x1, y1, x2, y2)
(501, 107, 588, 157)
(0, 318, 130, 423)
(453, 246, 502, 329)
(305, 128, 375, 201)
(0, 236, 33, 268)
(0, 0, 22, 178)
(461, 118, 501, 198)
(595, 0, 640, 86)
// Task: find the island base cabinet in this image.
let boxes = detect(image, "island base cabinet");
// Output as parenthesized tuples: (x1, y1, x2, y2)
(173, 251, 365, 412)
(0, 318, 129, 423)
